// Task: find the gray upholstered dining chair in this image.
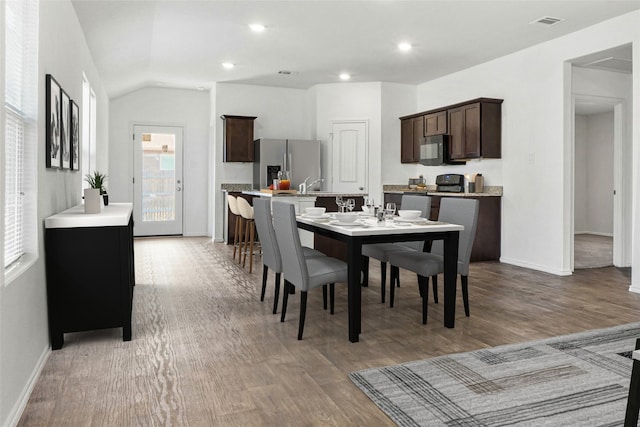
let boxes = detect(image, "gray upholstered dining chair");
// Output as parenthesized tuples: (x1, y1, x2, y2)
(387, 197, 479, 323)
(361, 194, 431, 303)
(272, 200, 348, 340)
(253, 198, 325, 314)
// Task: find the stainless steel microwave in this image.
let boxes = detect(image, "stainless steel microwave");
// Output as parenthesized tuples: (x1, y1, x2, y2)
(419, 134, 465, 166)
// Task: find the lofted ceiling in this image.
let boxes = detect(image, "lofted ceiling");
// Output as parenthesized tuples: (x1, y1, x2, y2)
(71, 0, 639, 99)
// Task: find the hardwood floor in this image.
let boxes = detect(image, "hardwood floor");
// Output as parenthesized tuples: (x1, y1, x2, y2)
(19, 237, 640, 426)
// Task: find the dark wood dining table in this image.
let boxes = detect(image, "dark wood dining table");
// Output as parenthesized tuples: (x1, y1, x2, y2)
(296, 214, 463, 342)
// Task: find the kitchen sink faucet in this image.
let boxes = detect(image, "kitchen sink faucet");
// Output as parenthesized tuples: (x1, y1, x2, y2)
(299, 177, 324, 194)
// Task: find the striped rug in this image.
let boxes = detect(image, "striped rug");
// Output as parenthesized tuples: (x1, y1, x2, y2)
(350, 322, 640, 426)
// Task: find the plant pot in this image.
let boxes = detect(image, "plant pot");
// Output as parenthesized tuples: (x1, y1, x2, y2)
(84, 188, 101, 214)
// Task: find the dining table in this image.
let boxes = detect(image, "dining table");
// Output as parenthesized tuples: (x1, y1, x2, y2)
(296, 212, 463, 343)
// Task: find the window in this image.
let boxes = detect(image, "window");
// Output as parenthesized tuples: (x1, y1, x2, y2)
(4, 0, 38, 278)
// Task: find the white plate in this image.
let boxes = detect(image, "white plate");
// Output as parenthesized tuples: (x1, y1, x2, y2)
(302, 213, 331, 219)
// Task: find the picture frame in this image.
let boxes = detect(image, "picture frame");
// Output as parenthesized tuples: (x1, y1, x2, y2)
(70, 100, 80, 171)
(60, 89, 71, 170)
(45, 74, 61, 168)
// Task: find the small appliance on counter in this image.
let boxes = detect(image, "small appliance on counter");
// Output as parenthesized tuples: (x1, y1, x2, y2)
(436, 174, 465, 193)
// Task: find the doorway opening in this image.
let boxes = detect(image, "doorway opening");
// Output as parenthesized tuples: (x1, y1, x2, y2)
(573, 104, 615, 269)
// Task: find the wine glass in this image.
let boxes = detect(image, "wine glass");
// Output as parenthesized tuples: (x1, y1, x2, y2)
(346, 199, 355, 212)
(335, 195, 344, 212)
(364, 197, 374, 214)
(385, 202, 396, 221)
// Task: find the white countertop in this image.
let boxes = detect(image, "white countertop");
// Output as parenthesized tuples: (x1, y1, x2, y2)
(296, 213, 463, 237)
(45, 203, 133, 229)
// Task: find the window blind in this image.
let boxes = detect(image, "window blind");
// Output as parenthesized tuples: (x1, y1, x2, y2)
(4, 0, 38, 269)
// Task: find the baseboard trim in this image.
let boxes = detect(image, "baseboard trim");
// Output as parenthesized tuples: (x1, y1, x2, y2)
(3, 346, 50, 427)
(499, 257, 572, 276)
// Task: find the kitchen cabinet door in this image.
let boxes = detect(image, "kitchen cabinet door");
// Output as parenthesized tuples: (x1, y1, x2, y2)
(448, 103, 481, 159)
(222, 115, 257, 162)
(424, 111, 447, 136)
(448, 100, 502, 160)
(400, 116, 423, 163)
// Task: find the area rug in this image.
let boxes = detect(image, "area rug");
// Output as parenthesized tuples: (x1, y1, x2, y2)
(350, 323, 640, 426)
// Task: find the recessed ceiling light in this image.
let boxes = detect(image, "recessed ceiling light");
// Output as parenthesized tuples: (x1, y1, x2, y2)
(196, 86, 205, 91)
(339, 73, 351, 81)
(155, 82, 165, 86)
(222, 62, 235, 69)
(249, 23, 266, 32)
(398, 42, 412, 52)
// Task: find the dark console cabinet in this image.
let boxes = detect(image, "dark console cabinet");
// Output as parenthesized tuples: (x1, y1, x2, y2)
(44, 204, 135, 350)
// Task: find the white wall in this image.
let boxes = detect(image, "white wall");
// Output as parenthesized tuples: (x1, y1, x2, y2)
(212, 83, 310, 241)
(416, 10, 639, 276)
(109, 87, 210, 236)
(380, 83, 418, 193)
(1, 1, 110, 426)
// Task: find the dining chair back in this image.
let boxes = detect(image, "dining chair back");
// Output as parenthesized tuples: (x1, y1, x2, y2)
(254, 199, 327, 314)
(429, 197, 479, 276)
(272, 201, 348, 339)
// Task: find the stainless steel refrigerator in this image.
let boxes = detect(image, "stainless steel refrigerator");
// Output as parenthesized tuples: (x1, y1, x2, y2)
(253, 138, 322, 190)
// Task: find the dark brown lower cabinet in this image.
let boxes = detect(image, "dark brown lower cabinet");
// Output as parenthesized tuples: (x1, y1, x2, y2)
(382, 193, 501, 262)
(431, 196, 501, 262)
(313, 196, 364, 261)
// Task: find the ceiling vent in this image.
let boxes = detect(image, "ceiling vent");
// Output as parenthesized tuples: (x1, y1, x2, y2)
(531, 16, 564, 25)
(278, 70, 297, 75)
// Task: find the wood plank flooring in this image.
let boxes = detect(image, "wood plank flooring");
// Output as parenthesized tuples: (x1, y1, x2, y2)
(18, 237, 640, 426)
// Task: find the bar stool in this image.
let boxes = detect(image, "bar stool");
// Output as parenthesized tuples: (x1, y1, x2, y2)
(237, 197, 259, 273)
(227, 195, 243, 260)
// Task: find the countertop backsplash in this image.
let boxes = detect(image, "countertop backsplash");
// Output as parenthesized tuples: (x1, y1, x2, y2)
(383, 184, 503, 197)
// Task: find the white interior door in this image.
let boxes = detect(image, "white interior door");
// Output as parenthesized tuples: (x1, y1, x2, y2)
(133, 125, 183, 236)
(331, 121, 368, 193)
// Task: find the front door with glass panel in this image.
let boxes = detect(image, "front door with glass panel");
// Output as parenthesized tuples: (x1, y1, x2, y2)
(133, 125, 183, 236)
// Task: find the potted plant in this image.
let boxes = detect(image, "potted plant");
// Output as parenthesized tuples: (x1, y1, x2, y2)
(84, 171, 108, 212)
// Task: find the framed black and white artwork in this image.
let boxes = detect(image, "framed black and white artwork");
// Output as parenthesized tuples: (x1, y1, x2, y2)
(60, 89, 71, 169)
(45, 74, 61, 168)
(70, 100, 80, 171)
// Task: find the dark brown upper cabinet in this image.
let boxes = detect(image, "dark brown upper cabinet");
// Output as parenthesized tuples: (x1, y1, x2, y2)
(424, 111, 447, 136)
(222, 115, 257, 162)
(400, 97, 502, 163)
(400, 115, 424, 163)
(448, 100, 502, 160)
